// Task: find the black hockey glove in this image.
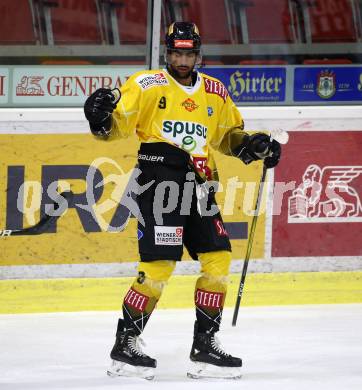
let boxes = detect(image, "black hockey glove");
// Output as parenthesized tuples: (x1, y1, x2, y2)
(264, 138, 281, 168)
(232, 133, 281, 168)
(84, 88, 120, 137)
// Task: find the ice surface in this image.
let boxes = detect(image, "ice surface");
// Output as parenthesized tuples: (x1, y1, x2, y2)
(1, 304, 361, 390)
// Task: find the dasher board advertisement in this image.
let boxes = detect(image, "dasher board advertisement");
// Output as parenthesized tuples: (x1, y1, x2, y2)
(294, 66, 362, 102)
(0, 133, 265, 266)
(272, 131, 362, 257)
(199, 67, 286, 104)
(4, 66, 145, 107)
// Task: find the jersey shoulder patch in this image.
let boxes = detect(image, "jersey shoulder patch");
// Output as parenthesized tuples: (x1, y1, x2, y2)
(135, 71, 169, 90)
(202, 74, 229, 102)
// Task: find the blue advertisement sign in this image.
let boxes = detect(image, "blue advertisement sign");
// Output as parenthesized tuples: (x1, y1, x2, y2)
(294, 67, 362, 102)
(200, 67, 286, 103)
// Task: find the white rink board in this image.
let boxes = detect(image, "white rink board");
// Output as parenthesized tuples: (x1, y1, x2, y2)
(1, 105, 362, 134)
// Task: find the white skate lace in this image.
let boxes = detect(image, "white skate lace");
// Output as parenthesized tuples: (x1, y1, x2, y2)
(128, 335, 147, 357)
(210, 335, 230, 357)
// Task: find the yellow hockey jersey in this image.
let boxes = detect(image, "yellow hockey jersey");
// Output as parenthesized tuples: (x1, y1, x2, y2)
(110, 69, 247, 181)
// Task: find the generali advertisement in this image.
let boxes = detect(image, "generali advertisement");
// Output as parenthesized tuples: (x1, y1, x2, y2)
(272, 131, 362, 257)
(0, 134, 266, 266)
(0, 66, 145, 106)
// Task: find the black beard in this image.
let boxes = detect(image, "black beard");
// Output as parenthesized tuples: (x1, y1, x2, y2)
(167, 64, 193, 80)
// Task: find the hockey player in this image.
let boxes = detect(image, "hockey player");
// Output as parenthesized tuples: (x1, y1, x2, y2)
(84, 22, 281, 380)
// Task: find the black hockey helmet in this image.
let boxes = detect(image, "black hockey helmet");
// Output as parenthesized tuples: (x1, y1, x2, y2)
(165, 22, 201, 52)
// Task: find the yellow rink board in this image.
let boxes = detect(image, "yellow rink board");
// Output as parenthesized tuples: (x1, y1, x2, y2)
(0, 271, 361, 314)
(0, 134, 266, 265)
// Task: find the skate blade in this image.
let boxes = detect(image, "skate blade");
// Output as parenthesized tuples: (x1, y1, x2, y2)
(107, 360, 155, 380)
(187, 361, 242, 380)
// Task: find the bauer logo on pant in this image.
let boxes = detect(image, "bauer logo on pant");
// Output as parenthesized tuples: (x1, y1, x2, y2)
(288, 164, 362, 223)
(154, 226, 183, 245)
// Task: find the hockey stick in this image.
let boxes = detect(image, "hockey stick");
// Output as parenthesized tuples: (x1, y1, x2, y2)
(0, 191, 73, 237)
(232, 164, 267, 326)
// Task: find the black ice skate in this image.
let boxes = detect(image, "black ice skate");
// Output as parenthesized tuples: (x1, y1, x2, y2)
(187, 321, 242, 379)
(107, 319, 156, 380)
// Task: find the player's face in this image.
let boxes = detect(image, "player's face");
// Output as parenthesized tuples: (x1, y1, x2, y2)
(167, 50, 199, 80)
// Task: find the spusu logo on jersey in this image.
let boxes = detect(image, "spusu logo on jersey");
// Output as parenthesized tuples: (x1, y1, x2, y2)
(162, 120, 207, 155)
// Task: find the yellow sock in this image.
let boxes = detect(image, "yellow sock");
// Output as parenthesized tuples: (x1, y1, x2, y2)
(122, 260, 176, 334)
(195, 250, 232, 332)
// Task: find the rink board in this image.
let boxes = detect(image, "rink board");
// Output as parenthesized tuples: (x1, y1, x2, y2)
(0, 271, 361, 314)
(1, 106, 362, 295)
(0, 133, 265, 266)
(272, 131, 362, 257)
